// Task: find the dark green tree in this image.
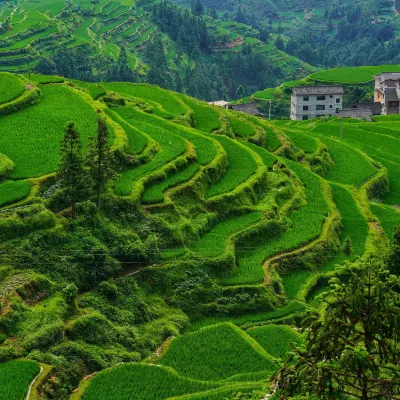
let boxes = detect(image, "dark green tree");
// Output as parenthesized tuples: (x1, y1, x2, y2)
(276, 259, 400, 399)
(235, 6, 246, 24)
(193, 0, 204, 16)
(275, 35, 285, 51)
(343, 236, 352, 257)
(58, 122, 90, 217)
(388, 226, 400, 275)
(236, 85, 245, 99)
(86, 115, 115, 208)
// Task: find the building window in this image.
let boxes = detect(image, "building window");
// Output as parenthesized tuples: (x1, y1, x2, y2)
(316, 105, 325, 111)
(330, 95, 333, 98)
(336, 98, 341, 103)
(303, 96, 309, 101)
(330, 105, 333, 108)
(303, 106, 309, 111)
(317, 95, 326, 101)
(302, 115, 309, 120)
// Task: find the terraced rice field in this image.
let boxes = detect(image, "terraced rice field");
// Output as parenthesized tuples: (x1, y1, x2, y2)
(0, 73, 25, 103)
(2, 73, 400, 400)
(158, 323, 276, 381)
(206, 136, 258, 198)
(0, 85, 98, 178)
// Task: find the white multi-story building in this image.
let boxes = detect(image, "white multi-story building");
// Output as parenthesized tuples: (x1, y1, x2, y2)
(290, 86, 344, 121)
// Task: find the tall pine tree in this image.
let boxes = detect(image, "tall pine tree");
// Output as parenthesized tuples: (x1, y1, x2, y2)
(58, 122, 89, 217)
(87, 114, 115, 208)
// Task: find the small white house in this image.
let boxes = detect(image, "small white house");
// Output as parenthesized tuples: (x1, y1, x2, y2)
(208, 100, 229, 109)
(290, 86, 344, 121)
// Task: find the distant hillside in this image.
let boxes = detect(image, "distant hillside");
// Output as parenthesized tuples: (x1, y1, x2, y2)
(249, 64, 400, 118)
(0, 0, 313, 100)
(171, 0, 400, 70)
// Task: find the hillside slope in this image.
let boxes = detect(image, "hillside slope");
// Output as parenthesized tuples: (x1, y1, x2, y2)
(0, 72, 398, 399)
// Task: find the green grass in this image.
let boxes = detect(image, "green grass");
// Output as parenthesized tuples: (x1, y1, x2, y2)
(141, 162, 200, 204)
(0, 85, 98, 179)
(113, 120, 187, 196)
(224, 162, 328, 285)
(206, 136, 258, 198)
(189, 212, 263, 257)
(0, 359, 40, 400)
(230, 117, 256, 137)
(0, 73, 25, 104)
(103, 83, 187, 116)
(82, 364, 220, 400)
(158, 323, 276, 381)
(247, 324, 304, 359)
(371, 203, 400, 241)
(0, 180, 31, 207)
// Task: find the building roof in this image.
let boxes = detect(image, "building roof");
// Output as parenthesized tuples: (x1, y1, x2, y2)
(384, 87, 400, 102)
(229, 103, 262, 116)
(375, 72, 400, 82)
(341, 108, 373, 121)
(292, 86, 344, 95)
(208, 100, 229, 107)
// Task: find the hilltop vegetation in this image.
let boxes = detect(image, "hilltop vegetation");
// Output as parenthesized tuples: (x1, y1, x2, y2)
(0, 71, 399, 399)
(0, 0, 312, 101)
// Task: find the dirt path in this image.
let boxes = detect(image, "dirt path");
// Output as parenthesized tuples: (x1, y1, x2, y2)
(25, 366, 43, 400)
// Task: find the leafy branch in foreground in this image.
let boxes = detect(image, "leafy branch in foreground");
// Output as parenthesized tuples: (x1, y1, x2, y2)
(275, 259, 400, 400)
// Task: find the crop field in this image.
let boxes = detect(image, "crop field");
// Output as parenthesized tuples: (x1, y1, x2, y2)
(314, 135, 376, 186)
(321, 183, 368, 272)
(307, 65, 400, 84)
(103, 83, 187, 116)
(0, 85, 98, 178)
(0, 180, 31, 207)
(113, 106, 216, 165)
(0, 73, 25, 104)
(242, 141, 276, 168)
(371, 203, 400, 240)
(189, 212, 263, 257)
(178, 96, 221, 133)
(113, 120, 187, 196)
(247, 324, 304, 359)
(0, 359, 40, 400)
(158, 323, 276, 381)
(284, 130, 318, 154)
(82, 364, 219, 400)
(230, 116, 256, 137)
(206, 136, 258, 198)
(2, 73, 400, 400)
(142, 162, 200, 204)
(224, 162, 328, 286)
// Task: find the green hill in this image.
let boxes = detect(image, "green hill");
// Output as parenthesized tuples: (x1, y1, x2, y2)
(0, 71, 399, 399)
(0, 0, 312, 101)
